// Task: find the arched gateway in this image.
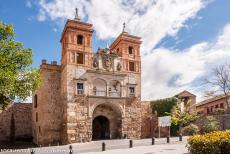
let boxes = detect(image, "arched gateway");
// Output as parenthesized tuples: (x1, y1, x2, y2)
(32, 12, 145, 145)
(92, 103, 122, 140)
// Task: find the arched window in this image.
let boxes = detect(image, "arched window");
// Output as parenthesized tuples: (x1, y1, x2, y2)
(36, 112, 38, 122)
(77, 35, 83, 45)
(129, 61, 135, 71)
(93, 78, 107, 96)
(77, 53, 84, 64)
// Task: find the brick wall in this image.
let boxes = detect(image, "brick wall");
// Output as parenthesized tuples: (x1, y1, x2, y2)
(141, 102, 157, 138)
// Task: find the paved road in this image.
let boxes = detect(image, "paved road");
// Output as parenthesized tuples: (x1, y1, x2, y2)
(0, 137, 188, 154)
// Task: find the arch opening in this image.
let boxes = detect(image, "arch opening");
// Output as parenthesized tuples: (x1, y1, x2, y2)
(92, 103, 122, 140)
(92, 116, 110, 140)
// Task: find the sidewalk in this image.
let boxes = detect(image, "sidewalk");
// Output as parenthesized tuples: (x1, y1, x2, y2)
(0, 137, 189, 154)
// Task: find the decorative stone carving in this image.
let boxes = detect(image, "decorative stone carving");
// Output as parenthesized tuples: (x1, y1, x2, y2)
(117, 62, 122, 71)
(102, 55, 112, 71)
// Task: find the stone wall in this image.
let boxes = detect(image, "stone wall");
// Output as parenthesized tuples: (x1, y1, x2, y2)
(122, 98, 142, 139)
(195, 114, 230, 134)
(140, 102, 157, 138)
(213, 114, 230, 130)
(32, 62, 62, 146)
(65, 95, 91, 144)
(0, 103, 32, 142)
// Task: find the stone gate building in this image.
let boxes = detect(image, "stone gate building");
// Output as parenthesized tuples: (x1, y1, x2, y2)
(32, 14, 153, 146)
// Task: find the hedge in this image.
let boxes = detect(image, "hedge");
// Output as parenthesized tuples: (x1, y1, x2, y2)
(187, 130, 230, 154)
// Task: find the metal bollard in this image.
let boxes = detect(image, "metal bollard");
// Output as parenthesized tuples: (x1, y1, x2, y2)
(167, 136, 170, 143)
(31, 149, 35, 154)
(152, 137, 155, 145)
(69, 145, 73, 154)
(129, 140, 133, 148)
(102, 142, 106, 151)
(179, 134, 182, 141)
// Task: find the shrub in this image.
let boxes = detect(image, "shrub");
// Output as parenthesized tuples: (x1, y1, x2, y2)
(200, 116, 220, 133)
(187, 130, 230, 154)
(182, 124, 199, 135)
(213, 108, 225, 115)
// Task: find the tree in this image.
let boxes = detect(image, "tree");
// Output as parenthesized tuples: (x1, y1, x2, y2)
(151, 97, 178, 116)
(171, 105, 197, 134)
(0, 21, 40, 109)
(205, 64, 230, 112)
(151, 97, 179, 136)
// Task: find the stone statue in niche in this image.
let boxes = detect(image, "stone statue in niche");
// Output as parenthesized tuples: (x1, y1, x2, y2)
(93, 58, 98, 68)
(117, 62, 122, 71)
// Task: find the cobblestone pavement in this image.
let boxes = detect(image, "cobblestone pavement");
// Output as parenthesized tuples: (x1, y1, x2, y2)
(0, 137, 189, 154)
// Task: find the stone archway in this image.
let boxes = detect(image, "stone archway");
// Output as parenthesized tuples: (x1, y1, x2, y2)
(92, 103, 122, 140)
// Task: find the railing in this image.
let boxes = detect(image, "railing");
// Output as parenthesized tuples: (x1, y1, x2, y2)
(109, 91, 121, 97)
(93, 90, 107, 96)
(129, 93, 135, 97)
(77, 89, 84, 95)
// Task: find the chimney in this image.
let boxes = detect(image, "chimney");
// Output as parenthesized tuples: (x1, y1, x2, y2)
(42, 59, 47, 64)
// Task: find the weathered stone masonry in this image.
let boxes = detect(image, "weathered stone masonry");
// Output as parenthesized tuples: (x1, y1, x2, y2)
(31, 16, 154, 146)
(0, 103, 32, 142)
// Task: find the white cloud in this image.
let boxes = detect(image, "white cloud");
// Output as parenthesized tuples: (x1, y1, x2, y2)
(37, 0, 208, 53)
(142, 23, 230, 101)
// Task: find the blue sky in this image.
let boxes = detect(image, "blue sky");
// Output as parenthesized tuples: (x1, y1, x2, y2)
(1, 0, 230, 100)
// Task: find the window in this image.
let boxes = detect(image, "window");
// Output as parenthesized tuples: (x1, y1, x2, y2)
(220, 103, 224, 108)
(128, 46, 133, 54)
(210, 106, 213, 112)
(38, 126, 41, 134)
(117, 48, 119, 54)
(77, 83, 84, 94)
(129, 62, 135, 71)
(77, 35, 83, 45)
(129, 86, 135, 96)
(207, 108, 209, 114)
(34, 94, 37, 108)
(215, 104, 218, 108)
(36, 112, 38, 122)
(77, 53, 84, 64)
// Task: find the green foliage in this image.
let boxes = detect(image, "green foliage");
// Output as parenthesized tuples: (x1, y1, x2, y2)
(151, 97, 178, 116)
(187, 130, 230, 154)
(200, 116, 220, 133)
(170, 123, 179, 136)
(0, 21, 40, 108)
(182, 124, 199, 135)
(213, 108, 225, 115)
(171, 105, 197, 127)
